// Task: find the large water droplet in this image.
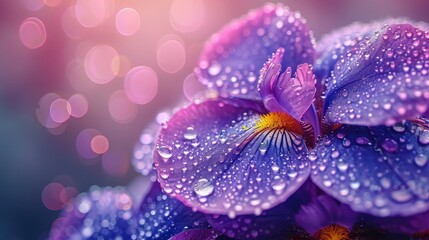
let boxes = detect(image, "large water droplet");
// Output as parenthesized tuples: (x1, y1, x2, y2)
(391, 189, 412, 203)
(194, 178, 214, 197)
(259, 142, 268, 154)
(415, 154, 428, 167)
(158, 146, 172, 159)
(184, 127, 197, 140)
(392, 123, 405, 133)
(272, 181, 286, 191)
(356, 137, 370, 145)
(208, 62, 222, 76)
(418, 131, 429, 145)
(381, 138, 398, 153)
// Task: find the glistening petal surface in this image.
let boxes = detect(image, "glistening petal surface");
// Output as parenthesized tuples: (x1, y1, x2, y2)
(154, 98, 310, 215)
(134, 182, 209, 240)
(169, 229, 219, 240)
(315, 18, 428, 81)
(49, 186, 135, 240)
(310, 123, 429, 217)
(323, 24, 429, 125)
(195, 3, 315, 100)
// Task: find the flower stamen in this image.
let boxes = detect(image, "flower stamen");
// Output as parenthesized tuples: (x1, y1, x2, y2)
(315, 224, 350, 240)
(255, 112, 304, 136)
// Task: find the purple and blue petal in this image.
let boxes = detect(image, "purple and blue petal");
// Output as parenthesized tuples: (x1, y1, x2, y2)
(258, 48, 319, 138)
(195, 3, 315, 101)
(169, 229, 219, 240)
(322, 23, 429, 126)
(154, 98, 310, 215)
(295, 193, 358, 235)
(49, 186, 136, 240)
(134, 182, 210, 240)
(206, 180, 316, 240)
(310, 122, 429, 217)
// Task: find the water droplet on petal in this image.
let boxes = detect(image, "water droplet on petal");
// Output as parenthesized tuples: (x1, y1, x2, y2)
(208, 62, 221, 76)
(418, 131, 429, 145)
(392, 123, 405, 133)
(356, 137, 370, 145)
(391, 189, 412, 203)
(194, 178, 214, 197)
(158, 146, 172, 159)
(183, 127, 197, 140)
(381, 138, 398, 153)
(415, 154, 428, 167)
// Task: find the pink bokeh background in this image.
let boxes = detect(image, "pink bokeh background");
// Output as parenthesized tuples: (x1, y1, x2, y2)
(1, 0, 429, 238)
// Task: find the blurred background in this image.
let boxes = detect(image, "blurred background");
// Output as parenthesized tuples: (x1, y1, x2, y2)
(1, 0, 429, 239)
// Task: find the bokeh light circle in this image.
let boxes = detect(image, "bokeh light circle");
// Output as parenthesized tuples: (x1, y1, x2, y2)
(19, 17, 47, 49)
(42, 183, 64, 211)
(43, 0, 61, 7)
(84, 44, 119, 84)
(115, 8, 140, 36)
(49, 98, 72, 123)
(102, 151, 129, 176)
(76, 128, 101, 159)
(157, 37, 186, 73)
(36, 93, 62, 129)
(108, 90, 137, 124)
(124, 66, 158, 105)
(170, 0, 205, 33)
(183, 73, 206, 100)
(68, 94, 89, 118)
(90, 135, 109, 154)
(74, 0, 114, 28)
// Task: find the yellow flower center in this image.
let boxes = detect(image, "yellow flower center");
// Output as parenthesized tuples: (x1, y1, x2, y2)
(316, 224, 350, 240)
(255, 112, 303, 136)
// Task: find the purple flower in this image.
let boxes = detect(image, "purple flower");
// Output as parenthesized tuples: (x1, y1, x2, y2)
(153, 2, 429, 237)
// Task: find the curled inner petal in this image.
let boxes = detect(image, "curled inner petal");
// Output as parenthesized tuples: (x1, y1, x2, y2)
(258, 48, 316, 121)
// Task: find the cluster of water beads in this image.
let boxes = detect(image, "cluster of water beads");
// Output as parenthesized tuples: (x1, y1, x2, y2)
(310, 121, 429, 217)
(196, 3, 314, 101)
(132, 111, 172, 177)
(155, 100, 310, 218)
(322, 24, 429, 126)
(132, 183, 209, 240)
(50, 186, 134, 239)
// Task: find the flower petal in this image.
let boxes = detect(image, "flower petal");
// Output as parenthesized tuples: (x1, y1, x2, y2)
(49, 186, 136, 240)
(315, 18, 428, 81)
(258, 48, 317, 121)
(310, 123, 429, 217)
(154, 98, 310, 215)
(206, 181, 315, 240)
(135, 182, 210, 239)
(323, 23, 429, 125)
(366, 209, 429, 235)
(169, 229, 219, 240)
(295, 194, 358, 235)
(195, 3, 315, 101)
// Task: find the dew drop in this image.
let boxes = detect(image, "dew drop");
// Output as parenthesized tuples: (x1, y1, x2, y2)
(342, 138, 351, 147)
(259, 142, 268, 154)
(337, 162, 349, 172)
(272, 181, 286, 191)
(330, 150, 339, 158)
(391, 189, 412, 203)
(415, 154, 428, 167)
(381, 139, 398, 153)
(271, 163, 280, 172)
(158, 146, 172, 159)
(323, 180, 332, 187)
(356, 137, 370, 145)
(208, 62, 222, 76)
(308, 153, 317, 161)
(392, 123, 405, 133)
(194, 178, 214, 197)
(418, 131, 429, 145)
(183, 127, 197, 140)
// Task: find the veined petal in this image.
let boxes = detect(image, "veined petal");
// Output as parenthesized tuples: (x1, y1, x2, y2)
(195, 3, 315, 101)
(323, 23, 429, 126)
(310, 123, 429, 217)
(315, 18, 428, 82)
(295, 194, 358, 235)
(134, 182, 209, 240)
(206, 181, 316, 240)
(154, 98, 310, 216)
